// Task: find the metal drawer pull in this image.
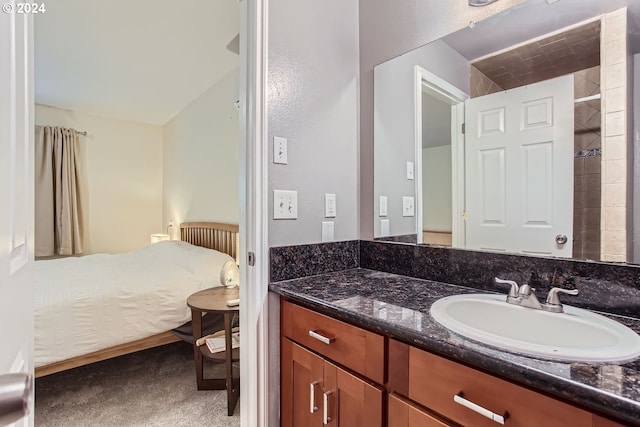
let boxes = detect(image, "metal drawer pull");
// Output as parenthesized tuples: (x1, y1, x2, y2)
(454, 392, 508, 425)
(310, 381, 319, 413)
(309, 330, 335, 345)
(323, 390, 333, 425)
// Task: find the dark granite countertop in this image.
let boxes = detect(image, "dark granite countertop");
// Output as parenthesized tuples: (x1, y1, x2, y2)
(269, 268, 640, 426)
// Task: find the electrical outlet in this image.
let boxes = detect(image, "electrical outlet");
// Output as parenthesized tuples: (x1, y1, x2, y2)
(324, 193, 336, 218)
(274, 137, 288, 164)
(273, 190, 298, 219)
(379, 196, 388, 217)
(402, 196, 415, 217)
(380, 219, 390, 237)
(406, 161, 414, 180)
(321, 221, 334, 242)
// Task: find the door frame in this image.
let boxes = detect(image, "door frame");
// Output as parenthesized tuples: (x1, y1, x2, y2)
(413, 66, 468, 247)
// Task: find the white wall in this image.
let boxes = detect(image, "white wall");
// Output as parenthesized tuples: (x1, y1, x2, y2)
(35, 105, 163, 253)
(267, 0, 360, 246)
(163, 69, 240, 235)
(373, 40, 469, 238)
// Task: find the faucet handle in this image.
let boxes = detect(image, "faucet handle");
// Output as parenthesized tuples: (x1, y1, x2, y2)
(545, 287, 579, 306)
(495, 278, 519, 298)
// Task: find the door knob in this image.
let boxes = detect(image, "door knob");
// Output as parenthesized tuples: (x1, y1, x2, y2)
(555, 234, 568, 245)
(0, 373, 31, 427)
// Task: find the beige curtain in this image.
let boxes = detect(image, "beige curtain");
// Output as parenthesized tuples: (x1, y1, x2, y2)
(35, 126, 88, 257)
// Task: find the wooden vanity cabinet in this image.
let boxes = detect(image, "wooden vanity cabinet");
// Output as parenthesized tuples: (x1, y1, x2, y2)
(280, 299, 630, 427)
(388, 339, 628, 427)
(281, 300, 384, 427)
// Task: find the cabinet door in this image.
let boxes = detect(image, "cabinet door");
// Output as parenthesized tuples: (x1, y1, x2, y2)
(323, 360, 384, 427)
(282, 339, 324, 427)
(388, 393, 456, 427)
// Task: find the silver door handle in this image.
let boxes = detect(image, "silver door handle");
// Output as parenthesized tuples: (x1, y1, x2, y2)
(555, 234, 568, 245)
(323, 390, 333, 425)
(310, 381, 319, 413)
(454, 392, 507, 425)
(308, 330, 335, 345)
(0, 373, 31, 427)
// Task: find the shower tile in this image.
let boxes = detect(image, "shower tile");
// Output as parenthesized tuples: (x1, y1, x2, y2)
(604, 160, 626, 184)
(603, 207, 626, 231)
(605, 86, 625, 113)
(604, 183, 625, 207)
(605, 111, 625, 137)
(604, 135, 625, 160)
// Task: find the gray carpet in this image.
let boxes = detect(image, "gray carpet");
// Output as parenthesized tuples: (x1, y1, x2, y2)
(35, 342, 240, 427)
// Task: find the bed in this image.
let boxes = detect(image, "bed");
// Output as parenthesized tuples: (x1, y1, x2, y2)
(35, 222, 239, 378)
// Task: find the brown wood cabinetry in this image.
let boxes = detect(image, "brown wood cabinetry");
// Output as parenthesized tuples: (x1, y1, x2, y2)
(281, 300, 384, 427)
(280, 299, 630, 427)
(389, 339, 628, 427)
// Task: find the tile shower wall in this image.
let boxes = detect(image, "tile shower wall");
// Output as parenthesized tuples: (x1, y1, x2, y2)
(601, 8, 630, 262)
(573, 66, 602, 261)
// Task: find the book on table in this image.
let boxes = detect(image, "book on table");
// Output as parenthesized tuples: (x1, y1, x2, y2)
(206, 331, 240, 353)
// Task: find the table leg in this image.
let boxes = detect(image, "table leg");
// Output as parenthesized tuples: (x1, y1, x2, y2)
(191, 308, 205, 390)
(224, 313, 240, 415)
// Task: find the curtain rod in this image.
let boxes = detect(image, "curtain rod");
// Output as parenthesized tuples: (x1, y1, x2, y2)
(77, 131, 87, 136)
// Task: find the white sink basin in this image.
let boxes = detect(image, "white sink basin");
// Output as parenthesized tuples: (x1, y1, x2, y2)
(430, 294, 640, 362)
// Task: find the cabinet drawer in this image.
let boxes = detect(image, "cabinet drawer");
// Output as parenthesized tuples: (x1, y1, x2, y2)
(388, 393, 457, 427)
(390, 339, 594, 427)
(281, 300, 385, 384)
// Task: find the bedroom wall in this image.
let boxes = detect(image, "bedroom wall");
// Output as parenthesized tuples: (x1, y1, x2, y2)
(35, 105, 163, 254)
(162, 68, 240, 236)
(267, 0, 360, 247)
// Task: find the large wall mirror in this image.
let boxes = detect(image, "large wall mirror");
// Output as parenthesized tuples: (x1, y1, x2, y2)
(373, 0, 640, 264)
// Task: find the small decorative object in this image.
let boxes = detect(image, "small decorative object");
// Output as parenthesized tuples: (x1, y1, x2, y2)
(220, 260, 239, 288)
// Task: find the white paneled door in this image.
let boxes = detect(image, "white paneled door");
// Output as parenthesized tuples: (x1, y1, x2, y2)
(465, 75, 574, 257)
(1, 4, 34, 427)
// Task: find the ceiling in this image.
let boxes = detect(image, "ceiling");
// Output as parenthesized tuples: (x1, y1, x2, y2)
(34, 0, 240, 126)
(443, 0, 640, 62)
(472, 20, 600, 90)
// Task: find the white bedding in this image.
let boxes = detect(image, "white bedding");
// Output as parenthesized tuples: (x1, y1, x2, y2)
(35, 240, 236, 368)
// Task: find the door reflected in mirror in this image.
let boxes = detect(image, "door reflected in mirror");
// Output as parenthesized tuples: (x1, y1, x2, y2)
(373, 0, 639, 264)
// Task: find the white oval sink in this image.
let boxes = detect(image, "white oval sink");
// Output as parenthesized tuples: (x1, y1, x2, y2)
(430, 294, 640, 362)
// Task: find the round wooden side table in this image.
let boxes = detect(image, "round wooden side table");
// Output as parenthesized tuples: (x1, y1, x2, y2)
(187, 286, 239, 416)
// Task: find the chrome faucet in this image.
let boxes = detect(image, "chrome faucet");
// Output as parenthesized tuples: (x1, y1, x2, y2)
(494, 278, 578, 313)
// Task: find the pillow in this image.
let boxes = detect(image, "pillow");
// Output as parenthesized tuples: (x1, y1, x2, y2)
(140, 240, 235, 286)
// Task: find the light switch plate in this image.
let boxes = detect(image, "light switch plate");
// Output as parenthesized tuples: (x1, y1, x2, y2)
(402, 196, 415, 217)
(406, 161, 414, 180)
(273, 190, 297, 219)
(324, 193, 336, 218)
(273, 137, 288, 164)
(379, 196, 388, 217)
(321, 221, 334, 242)
(380, 219, 390, 237)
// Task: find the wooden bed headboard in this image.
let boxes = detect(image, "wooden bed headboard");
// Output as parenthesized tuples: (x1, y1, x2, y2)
(180, 222, 239, 261)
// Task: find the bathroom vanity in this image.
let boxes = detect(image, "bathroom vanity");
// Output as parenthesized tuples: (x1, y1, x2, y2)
(271, 268, 640, 427)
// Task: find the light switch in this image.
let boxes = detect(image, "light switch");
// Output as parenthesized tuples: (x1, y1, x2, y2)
(406, 161, 414, 180)
(379, 196, 388, 217)
(273, 137, 288, 164)
(380, 219, 390, 237)
(273, 190, 297, 219)
(321, 221, 334, 242)
(324, 193, 336, 218)
(402, 196, 415, 217)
